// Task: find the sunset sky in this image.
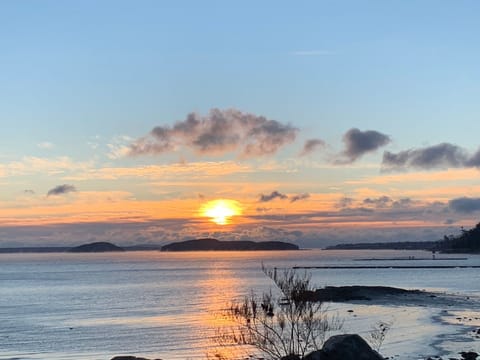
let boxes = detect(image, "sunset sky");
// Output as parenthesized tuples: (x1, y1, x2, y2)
(1, 1, 480, 247)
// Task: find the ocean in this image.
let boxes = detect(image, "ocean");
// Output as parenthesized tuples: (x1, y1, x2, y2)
(0, 249, 479, 360)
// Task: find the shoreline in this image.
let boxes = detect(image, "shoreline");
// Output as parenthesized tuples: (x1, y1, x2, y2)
(330, 289, 480, 360)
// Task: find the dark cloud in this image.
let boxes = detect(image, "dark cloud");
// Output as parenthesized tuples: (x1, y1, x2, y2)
(300, 139, 325, 156)
(290, 193, 310, 203)
(363, 196, 392, 208)
(465, 148, 480, 167)
(449, 197, 480, 213)
(259, 191, 288, 202)
(392, 198, 414, 208)
(129, 108, 298, 158)
(339, 207, 375, 215)
(47, 184, 76, 197)
(337, 128, 390, 163)
(337, 197, 354, 208)
(382, 143, 469, 171)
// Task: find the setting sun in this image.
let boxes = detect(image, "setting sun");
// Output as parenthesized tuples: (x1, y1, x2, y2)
(200, 199, 242, 225)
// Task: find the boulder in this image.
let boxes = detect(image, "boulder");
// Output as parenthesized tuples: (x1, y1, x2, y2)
(280, 355, 301, 360)
(302, 350, 324, 360)
(460, 352, 478, 360)
(111, 356, 162, 360)
(303, 334, 385, 360)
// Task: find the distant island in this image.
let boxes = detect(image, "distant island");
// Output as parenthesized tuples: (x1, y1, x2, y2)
(326, 222, 480, 254)
(161, 238, 299, 251)
(68, 242, 125, 253)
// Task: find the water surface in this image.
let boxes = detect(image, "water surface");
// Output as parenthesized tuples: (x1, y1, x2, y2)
(0, 249, 479, 359)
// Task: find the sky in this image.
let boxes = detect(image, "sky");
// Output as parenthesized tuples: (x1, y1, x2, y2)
(1, 1, 480, 248)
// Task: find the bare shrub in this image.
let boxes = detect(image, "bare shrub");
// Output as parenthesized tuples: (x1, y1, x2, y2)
(217, 265, 343, 359)
(368, 320, 392, 352)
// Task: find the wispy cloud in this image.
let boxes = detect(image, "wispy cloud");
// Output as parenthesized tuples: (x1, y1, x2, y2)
(290, 193, 310, 203)
(336, 197, 354, 208)
(0, 156, 92, 178)
(47, 184, 77, 197)
(107, 135, 133, 159)
(259, 190, 288, 202)
(63, 161, 253, 181)
(300, 139, 325, 156)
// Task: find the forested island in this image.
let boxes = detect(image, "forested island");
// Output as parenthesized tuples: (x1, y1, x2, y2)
(161, 238, 299, 251)
(68, 242, 125, 253)
(327, 222, 480, 253)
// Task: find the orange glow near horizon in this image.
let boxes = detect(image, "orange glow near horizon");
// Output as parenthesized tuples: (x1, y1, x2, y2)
(200, 199, 242, 225)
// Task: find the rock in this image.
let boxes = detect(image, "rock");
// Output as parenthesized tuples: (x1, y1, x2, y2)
(111, 357, 162, 360)
(280, 355, 301, 360)
(302, 350, 324, 360)
(303, 334, 385, 360)
(300, 285, 420, 303)
(459, 352, 478, 360)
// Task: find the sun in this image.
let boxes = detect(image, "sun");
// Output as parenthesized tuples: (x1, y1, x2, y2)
(200, 199, 242, 225)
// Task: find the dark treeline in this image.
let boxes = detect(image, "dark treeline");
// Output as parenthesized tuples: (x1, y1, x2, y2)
(439, 222, 480, 253)
(327, 222, 480, 254)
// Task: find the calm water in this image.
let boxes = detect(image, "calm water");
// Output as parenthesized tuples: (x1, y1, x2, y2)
(1, 249, 479, 360)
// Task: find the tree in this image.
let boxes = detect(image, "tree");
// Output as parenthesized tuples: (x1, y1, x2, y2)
(439, 222, 480, 253)
(217, 265, 343, 359)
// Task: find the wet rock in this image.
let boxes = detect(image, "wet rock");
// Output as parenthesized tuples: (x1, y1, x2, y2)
(111, 357, 162, 360)
(459, 351, 478, 360)
(280, 355, 301, 360)
(303, 334, 385, 360)
(302, 351, 323, 360)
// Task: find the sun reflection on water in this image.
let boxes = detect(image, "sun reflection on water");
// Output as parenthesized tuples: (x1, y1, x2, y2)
(193, 262, 257, 359)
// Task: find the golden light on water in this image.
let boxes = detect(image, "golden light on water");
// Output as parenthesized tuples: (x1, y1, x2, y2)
(200, 199, 242, 225)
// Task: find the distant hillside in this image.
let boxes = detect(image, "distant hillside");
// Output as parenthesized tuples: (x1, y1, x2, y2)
(0, 247, 70, 253)
(326, 222, 480, 254)
(161, 238, 299, 251)
(325, 241, 438, 251)
(68, 242, 125, 253)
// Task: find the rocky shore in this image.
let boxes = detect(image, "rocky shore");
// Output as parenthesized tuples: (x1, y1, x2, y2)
(111, 287, 480, 360)
(110, 334, 479, 360)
